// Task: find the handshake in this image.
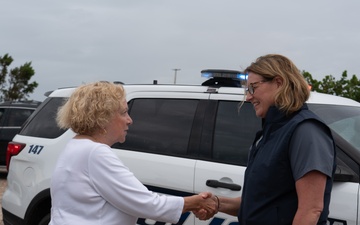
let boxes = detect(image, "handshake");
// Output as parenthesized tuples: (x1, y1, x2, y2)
(184, 192, 220, 220)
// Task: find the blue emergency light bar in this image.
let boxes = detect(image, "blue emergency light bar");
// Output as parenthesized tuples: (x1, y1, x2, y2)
(201, 69, 247, 80)
(200, 69, 247, 87)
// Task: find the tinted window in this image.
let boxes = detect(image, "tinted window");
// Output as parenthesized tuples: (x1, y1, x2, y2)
(309, 104, 360, 150)
(335, 146, 359, 182)
(213, 101, 261, 166)
(6, 108, 34, 127)
(114, 98, 198, 156)
(20, 97, 68, 138)
(0, 108, 5, 125)
(309, 103, 360, 182)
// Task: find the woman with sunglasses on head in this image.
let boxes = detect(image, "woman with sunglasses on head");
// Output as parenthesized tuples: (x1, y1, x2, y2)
(195, 54, 336, 225)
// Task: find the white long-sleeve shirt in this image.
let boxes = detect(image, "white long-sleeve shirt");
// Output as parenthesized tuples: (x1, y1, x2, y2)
(49, 139, 183, 225)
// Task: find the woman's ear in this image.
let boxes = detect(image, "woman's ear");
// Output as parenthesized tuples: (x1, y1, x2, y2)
(274, 76, 283, 88)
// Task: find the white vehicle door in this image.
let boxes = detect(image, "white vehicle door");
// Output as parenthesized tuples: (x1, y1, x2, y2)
(194, 93, 261, 225)
(194, 161, 244, 225)
(328, 182, 359, 225)
(327, 144, 360, 225)
(113, 90, 211, 225)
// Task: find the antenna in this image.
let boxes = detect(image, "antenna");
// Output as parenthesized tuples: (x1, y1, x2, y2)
(172, 69, 181, 84)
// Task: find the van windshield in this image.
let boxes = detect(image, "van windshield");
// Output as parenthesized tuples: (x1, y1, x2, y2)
(309, 104, 360, 151)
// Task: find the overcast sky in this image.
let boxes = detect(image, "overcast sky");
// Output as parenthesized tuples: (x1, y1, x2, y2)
(1, 0, 360, 101)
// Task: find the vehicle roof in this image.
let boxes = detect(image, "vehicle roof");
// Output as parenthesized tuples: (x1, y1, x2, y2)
(308, 91, 360, 106)
(48, 83, 360, 107)
(0, 100, 42, 107)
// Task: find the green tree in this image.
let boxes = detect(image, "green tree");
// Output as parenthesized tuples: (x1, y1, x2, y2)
(0, 53, 38, 101)
(302, 70, 360, 102)
(345, 73, 360, 102)
(302, 71, 320, 91)
(319, 75, 337, 95)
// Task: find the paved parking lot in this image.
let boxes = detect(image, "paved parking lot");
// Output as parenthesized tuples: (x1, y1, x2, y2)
(0, 170, 7, 225)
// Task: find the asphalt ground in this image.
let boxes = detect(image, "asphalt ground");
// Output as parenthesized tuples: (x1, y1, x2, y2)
(0, 169, 8, 225)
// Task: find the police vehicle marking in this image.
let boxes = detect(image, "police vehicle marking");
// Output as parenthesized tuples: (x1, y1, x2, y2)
(28, 144, 44, 155)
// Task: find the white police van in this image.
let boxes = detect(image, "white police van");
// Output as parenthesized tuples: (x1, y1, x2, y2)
(2, 70, 360, 225)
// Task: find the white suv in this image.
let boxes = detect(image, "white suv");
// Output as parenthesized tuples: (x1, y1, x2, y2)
(2, 71, 360, 225)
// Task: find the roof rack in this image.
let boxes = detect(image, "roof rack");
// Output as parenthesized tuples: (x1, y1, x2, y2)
(201, 69, 246, 87)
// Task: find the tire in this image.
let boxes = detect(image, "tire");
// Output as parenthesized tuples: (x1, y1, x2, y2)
(38, 213, 50, 225)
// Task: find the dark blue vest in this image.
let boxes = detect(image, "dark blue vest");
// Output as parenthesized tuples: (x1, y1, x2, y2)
(238, 104, 335, 225)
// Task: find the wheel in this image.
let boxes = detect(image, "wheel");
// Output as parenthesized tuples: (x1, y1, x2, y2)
(38, 213, 50, 225)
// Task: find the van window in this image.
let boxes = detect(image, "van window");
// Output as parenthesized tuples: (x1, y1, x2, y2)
(213, 101, 261, 166)
(115, 98, 199, 156)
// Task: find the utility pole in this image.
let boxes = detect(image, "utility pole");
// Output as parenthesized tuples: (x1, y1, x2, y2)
(172, 68, 181, 84)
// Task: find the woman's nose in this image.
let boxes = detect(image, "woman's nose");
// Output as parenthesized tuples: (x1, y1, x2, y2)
(127, 115, 133, 125)
(245, 92, 252, 101)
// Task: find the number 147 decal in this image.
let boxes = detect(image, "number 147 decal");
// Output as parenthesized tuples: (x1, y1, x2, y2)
(28, 145, 44, 155)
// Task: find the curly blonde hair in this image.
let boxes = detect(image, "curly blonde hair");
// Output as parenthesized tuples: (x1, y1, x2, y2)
(244, 54, 310, 115)
(56, 81, 126, 135)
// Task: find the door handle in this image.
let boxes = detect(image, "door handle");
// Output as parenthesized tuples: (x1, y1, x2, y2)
(206, 179, 242, 191)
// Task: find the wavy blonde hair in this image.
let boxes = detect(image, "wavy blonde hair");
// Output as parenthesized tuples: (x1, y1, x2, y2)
(244, 54, 310, 115)
(56, 81, 126, 135)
